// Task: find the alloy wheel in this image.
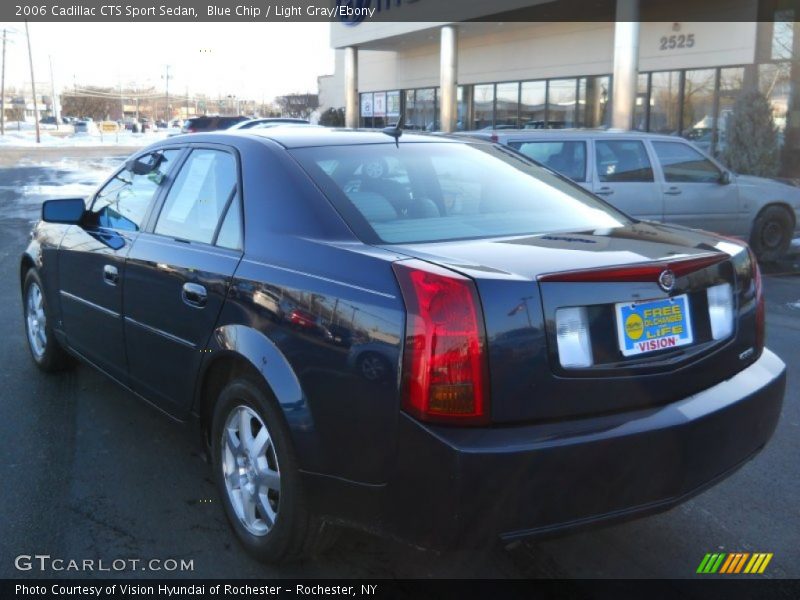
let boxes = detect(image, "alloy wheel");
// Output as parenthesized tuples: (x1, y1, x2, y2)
(221, 405, 281, 536)
(26, 282, 47, 359)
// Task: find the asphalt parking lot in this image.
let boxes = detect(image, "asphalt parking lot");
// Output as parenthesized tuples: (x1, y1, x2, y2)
(0, 148, 797, 579)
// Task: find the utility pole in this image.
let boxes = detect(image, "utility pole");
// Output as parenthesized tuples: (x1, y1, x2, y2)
(25, 22, 40, 144)
(185, 85, 189, 121)
(49, 55, 59, 130)
(164, 64, 170, 122)
(1, 29, 7, 135)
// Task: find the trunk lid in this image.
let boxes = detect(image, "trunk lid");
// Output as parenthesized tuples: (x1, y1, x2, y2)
(385, 222, 761, 423)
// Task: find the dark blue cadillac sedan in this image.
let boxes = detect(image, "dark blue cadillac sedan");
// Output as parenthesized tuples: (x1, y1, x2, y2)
(20, 127, 785, 562)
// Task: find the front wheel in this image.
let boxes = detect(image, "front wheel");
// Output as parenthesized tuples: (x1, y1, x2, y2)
(211, 377, 338, 562)
(22, 269, 73, 372)
(750, 206, 793, 262)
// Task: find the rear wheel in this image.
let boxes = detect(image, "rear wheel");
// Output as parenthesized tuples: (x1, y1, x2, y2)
(23, 269, 72, 372)
(211, 377, 338, 562)
(751, 206, 793, 262)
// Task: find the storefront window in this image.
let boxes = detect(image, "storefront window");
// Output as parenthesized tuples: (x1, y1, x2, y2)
(404, 90, 416, 130)
(717, 67, 745, 155)
(682, 69, 717, 148)
(759, 62, 791, 151)
(634, 73, 649, 131)
(772, 10, 795, 60)
(457, 85, 472, 131)
(473, 84, 494, 130)
(547, 78, 577, 128)
(360, 92, 374, 128)
(649, 71, 681, 134)
(415, 88, 436, 132)
(578, 75, 610, 128)
(520, 81, 546, 129)
(386, 90, 401, 125)
(495, 82, 519, 128)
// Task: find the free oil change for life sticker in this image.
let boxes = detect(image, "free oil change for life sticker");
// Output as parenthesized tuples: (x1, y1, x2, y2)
(615, 295, 694, 357)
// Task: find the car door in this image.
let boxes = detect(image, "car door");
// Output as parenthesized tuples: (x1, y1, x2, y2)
(650, 140, 741, 235)
(591, 139, 663, 221)
(122, 145, 244, 415)
(57, 149, 181, 381)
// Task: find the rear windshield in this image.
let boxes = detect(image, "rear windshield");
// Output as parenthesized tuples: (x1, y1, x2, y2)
(290, 142, 628, 244)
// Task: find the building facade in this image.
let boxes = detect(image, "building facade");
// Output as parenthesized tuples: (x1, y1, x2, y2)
(325, 0, 797, 161)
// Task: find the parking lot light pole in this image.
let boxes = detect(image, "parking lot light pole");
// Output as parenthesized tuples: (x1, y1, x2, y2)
(611, 0, 640, 130)
(345, 46, 358, 129)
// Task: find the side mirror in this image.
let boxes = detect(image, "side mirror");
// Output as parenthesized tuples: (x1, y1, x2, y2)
(719, 170, 732, 185)
(41, 198, 86, 224)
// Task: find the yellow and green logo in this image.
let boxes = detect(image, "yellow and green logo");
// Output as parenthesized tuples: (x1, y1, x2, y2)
(696, 552, 773, 574)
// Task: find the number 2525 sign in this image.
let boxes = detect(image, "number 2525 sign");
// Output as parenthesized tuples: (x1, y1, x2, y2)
(659, 33, 695, 51)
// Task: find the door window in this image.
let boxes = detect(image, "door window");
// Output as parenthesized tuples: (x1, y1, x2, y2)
(215, 197, 243, 251)
(90, 150, 179, 231)
(595, 140, 654, 183)
(510, 141, 587, 181)
(652, 141, 722, 183)
(154, 149, 237, 244)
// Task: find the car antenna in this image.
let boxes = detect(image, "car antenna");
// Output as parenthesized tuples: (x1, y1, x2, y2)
(381, 118, 403, 148)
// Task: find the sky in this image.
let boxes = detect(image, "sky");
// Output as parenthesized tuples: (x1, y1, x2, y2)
(0, 22, 335, 102)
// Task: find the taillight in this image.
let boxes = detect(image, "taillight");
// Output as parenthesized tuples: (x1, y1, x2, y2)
(393, 260, 489, 425)
(748, 247, 765, 354)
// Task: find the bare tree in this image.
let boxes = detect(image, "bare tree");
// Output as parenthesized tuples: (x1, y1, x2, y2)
(274, 93, 319, 119)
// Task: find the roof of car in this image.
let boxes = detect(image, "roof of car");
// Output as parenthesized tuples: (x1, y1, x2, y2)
(198, 127, 459, 148)
(456, 128, 687, 142)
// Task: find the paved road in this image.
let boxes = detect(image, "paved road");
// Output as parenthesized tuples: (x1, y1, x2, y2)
(0, 150, 797, 579)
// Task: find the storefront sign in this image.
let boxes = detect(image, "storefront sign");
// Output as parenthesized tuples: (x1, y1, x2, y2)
(360, 93, 373, 117)
(387, 91, 400, 117)
(373, 92, 386, 117)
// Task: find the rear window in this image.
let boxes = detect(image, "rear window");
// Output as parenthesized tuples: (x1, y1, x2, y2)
(290, 142, 627, 244)
(509, 140, 587, 182)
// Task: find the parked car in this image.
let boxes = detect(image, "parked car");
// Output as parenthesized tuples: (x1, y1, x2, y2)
(181, 115, 249, 133)
(229, 117, 311, 130)
(21, 128, 785, 563)
(72, 120, 95, 134)
(461, 129, 800, 261)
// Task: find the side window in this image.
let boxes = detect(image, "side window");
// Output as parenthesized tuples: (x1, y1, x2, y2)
(90, 149, 179, 231)
(595, 140, 654, 183)
(511, 141, 587, 182)
(652, 141, 722, 183)
(215, 197, 243, 251)
(154, 149, 237, 245)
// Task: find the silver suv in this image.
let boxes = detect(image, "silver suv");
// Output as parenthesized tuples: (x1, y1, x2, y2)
(463, 130, 800, 260)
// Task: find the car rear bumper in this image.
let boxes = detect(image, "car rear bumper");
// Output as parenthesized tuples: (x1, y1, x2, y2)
(377, 348, 785, 547)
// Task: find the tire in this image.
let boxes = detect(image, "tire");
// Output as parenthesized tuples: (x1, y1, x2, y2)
(211, 377, 339, 562)
(750, 206, 793, 262)
(22, 269, 73, 372)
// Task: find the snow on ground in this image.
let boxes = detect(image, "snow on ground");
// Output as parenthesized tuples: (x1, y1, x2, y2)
(0, 130, 172, 147)
(0, 155, 125, 220)
(0, 126, 178, 148)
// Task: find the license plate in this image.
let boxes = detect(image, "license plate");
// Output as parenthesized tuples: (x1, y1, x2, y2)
(615, 295, 693, 357)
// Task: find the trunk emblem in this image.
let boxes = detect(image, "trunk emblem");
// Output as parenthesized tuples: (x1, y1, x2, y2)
(658, 269, 676, 293)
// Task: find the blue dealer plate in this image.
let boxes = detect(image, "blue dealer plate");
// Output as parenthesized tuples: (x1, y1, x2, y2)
(615, 295, 694, 357)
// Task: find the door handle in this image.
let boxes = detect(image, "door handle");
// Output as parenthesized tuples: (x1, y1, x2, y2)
(664, 187, 683, 195)
(103, 264, 119, 286)
(596, 187, 614, 196)
(182, 282, 207, 308)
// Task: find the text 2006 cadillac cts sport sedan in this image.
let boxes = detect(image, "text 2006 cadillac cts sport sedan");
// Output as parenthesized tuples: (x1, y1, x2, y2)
(20, 127, 785, 562)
